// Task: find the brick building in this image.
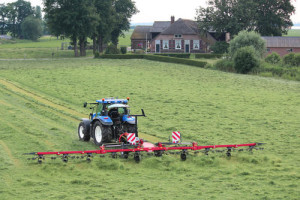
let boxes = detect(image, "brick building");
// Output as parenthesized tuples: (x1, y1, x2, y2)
(131, 17, 217, 53)
(262, 36, 300, 57)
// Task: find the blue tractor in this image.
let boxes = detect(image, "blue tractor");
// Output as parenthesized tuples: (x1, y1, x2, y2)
(78, 97, 145, 146)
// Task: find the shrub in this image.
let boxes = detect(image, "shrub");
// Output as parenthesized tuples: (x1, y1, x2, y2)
(229, 30, 266, 59)
(233, 46, 260, 74)
(120, 47, 127, 54)
(265, 52, 281, 64)
(94, 51, 100, 58)
(104, 44, 120, 54)
(283, 53, 300, 67)
(154, 53, 190, 58)
(214, 59, 235, 72)
(210, 41, 229, 54)
(195, 53, 223, 59)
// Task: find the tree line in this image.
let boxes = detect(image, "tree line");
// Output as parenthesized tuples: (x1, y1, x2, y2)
(196, 0, 295, 37)
(0, 0, 42, 40)
(44, 0, 138, 57)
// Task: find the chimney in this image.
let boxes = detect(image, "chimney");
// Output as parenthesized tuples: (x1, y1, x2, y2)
(171, 16, 175, 24)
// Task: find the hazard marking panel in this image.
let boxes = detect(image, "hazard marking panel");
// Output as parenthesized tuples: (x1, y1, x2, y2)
(172, 131, 181, 143)
(127, 133, 136, 145)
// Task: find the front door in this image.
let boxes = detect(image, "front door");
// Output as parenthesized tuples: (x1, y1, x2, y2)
(185, 44, 190, 53)
(156, 44, 160, 53)
(185, 40, 190, 53)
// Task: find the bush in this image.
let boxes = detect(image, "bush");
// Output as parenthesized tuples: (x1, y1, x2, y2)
(195, 53, 223, 59)
(210, 41, 229, 54)
(154, 53, 190, 58)
(94, 51, 100, 58)
(214, 59, 235, 72)
(233, 46, 260, 74)
(120, 47, 127, 54)
(104, 44, 120, 54)
(283, 53, 300, 67)
(265, 52, 281, 64)
(21, 16, 43, 41)
(229, 31, 266, 59)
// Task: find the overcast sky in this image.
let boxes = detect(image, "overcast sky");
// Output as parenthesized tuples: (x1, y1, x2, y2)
(2, 0, 300, 24)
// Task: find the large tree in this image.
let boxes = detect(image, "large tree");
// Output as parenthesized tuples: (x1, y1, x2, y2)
(44, 0, 99, 57)
(0, 4, 8, 35)
(196, 0, 295, 36)
(92, 0, 138, 53)
(6, 0, 33, 38)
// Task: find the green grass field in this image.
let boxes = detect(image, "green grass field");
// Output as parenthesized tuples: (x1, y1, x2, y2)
(0, 58, 299, 199)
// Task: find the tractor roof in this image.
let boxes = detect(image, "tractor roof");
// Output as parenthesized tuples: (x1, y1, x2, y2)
(96, 98, 129, 104)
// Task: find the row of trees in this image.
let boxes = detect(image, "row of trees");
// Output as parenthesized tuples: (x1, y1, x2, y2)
(0, 0, 42, 40)
(44, 0, 138, 57)
(196, 0, 295, 37)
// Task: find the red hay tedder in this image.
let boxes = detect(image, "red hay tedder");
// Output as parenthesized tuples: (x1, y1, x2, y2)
(24, 98, 265, 163)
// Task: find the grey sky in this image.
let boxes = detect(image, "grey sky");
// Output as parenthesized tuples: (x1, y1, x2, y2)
(2, 0, 300, 24)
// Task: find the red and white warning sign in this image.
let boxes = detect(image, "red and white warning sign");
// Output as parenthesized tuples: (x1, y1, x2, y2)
(172, 131, 181, 143)
(127, 133, 136, 145)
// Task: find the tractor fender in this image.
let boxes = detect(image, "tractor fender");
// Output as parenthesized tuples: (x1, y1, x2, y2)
(122, 115, 136, 125)
(92, 116, 113, 126)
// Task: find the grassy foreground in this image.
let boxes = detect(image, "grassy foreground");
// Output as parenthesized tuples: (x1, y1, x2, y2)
(0, 58, 299, 199)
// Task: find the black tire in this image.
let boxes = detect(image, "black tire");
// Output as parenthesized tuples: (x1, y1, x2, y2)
(78, 122, 90, 141)
(92, 121, 111, 146)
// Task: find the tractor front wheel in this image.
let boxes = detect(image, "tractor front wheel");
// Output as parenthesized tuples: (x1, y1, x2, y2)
(92, 121, 111, 146)
(78, 122, 90, 141)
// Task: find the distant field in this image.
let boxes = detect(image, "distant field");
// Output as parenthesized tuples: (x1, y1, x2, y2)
(284, 29, 300, 37)
(0, 58, 299, 199)
(0, 30, 133, 59)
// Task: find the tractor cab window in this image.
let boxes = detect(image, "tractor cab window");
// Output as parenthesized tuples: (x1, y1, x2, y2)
(96, 104, 103, 116)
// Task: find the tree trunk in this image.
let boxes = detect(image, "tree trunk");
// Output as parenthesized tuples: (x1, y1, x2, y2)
(97, 35, 103, 53)
(93, 37, 97, 54)
(73, 38, 79, 57)
(79, 37, 86, 56)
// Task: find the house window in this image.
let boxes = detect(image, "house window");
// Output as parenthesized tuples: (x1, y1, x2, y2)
(266, 48, 271, 52)
(174, 34, 182, 38)
(163, 40, 169, 49)
(175, 40, 181, 49)
(287, 48, 293, 52)
(193, 40, 200, 49)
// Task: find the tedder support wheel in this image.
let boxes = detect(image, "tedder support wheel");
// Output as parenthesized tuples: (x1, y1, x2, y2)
(78, 122, 90, 141)
(92, 121, 111, 146)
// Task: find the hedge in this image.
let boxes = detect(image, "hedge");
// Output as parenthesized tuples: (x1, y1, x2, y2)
(96, 54, 207, 68)
(98, 54, 144, 59)
(195, 53, 223, 59)
(153, 53, 190, 58)
(145, 55, 207, 68)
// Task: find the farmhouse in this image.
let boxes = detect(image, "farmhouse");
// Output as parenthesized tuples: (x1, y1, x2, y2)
(131, 16, 217, 53)
(262, 36, 300, 57)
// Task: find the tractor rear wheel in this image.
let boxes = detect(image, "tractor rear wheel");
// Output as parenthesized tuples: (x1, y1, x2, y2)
(78, 122, 90, 141)
(92, 121, 111, 146)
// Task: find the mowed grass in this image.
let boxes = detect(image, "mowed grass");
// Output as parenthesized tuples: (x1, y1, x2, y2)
(0, 58, 299, 199)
